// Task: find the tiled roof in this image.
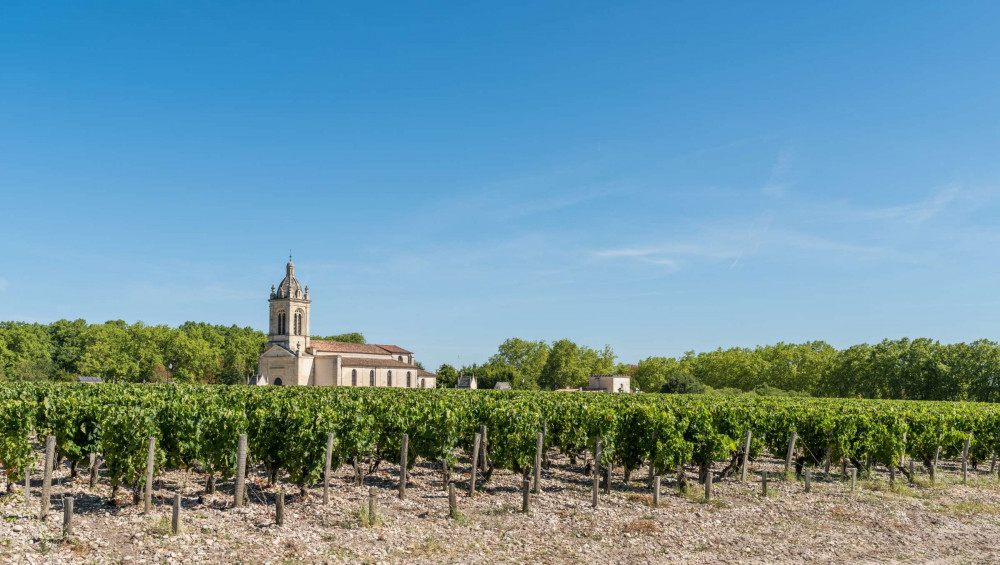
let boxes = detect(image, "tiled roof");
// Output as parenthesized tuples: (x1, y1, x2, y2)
(310, 340, 393, 355)
(418, 370, 436, 377)
(339, 357, 420, 370)
(376, 344, 412, 354)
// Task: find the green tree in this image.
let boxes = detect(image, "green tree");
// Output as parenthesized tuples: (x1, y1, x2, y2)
(436, 364, 458, 388)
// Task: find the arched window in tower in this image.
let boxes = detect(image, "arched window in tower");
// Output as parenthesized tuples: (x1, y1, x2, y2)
(369, 370, 376, 387)
(351, 369, 357, 387)
(387, 371, 393, 387)
(277, 311, 287, 334)
(293, 309, 303, 335)
(398, 356, 403, 362)
(407, 371, 412, 388)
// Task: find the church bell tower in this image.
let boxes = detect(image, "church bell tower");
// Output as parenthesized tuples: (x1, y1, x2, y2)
(268, 258, 311, 354)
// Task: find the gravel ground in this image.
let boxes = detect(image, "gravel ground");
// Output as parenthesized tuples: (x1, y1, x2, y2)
(2, 450, 1000, 564)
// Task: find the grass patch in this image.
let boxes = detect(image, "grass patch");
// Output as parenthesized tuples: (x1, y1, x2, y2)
(353, 501, 383, 527)
(622, 518, 659, 535)
(146, 516, 173, 536)
(944, 499, 999, 517)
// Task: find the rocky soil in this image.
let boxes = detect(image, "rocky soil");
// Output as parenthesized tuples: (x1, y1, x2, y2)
(2, 451, 1000, 564)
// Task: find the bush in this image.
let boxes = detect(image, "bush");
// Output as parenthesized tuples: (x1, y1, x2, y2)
(659, 372, 706, 394)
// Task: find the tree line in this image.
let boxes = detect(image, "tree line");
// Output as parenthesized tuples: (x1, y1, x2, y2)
(438, 337, 1000, 402)
(0, 320, 364, 385)
(3, 320, 999, 402)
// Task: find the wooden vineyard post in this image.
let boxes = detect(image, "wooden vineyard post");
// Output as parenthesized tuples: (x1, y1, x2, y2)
(323, 432, 334, 505)
(704, 470, 712, 502)
(88, 453, 98, 490)
(932, 446, 941, 486)
(469, 432, 481, 497)
(399, 433, 409, 500)
(24, 466, 32, 519)
(648, 431, 657, 488)
(144, 437, 156, 513)
(479, 425, 488, 472)
(234, 433, 247, 508)
(171, 493, 181, 534)
(522, 478, 530, 513)
(804, 468, 812, 493)
(849, 467, 856, 492)
(824, 452, 831, 480)
(761, 471, 768, 497)
(740, 430, 752, 482)
(652, 476, 661, 507)
(592, 438, 602, 508)
(784, 432, 797, 477)
(909, 460, 915, 483)
(367, 487, 376, 523)
(991, 452, 997, 476)
(533, 432, 543, 494)
(962, 435, 972, 485)
(276, 491, 285, 526)
(603, 464, 611, 495)
(62, 496, 73, 538)
(448, 482, 457, 518)
(40, 435, 55, 520)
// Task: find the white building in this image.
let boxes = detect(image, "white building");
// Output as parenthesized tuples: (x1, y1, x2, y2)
(256, 260, 435, 388)
(587, 375, 631, 393)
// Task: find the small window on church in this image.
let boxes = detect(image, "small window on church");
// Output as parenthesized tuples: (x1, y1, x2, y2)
(398, 355, 403, 362)
(370, 370, 375, 386)
(274, 378, 283, 386)
(351, 369, 357, 386)
(407, 371, 412, 387)
(387, 371, 393, 387)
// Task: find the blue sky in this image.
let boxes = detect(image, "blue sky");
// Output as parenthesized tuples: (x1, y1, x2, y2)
(2, 2, 1000, 370)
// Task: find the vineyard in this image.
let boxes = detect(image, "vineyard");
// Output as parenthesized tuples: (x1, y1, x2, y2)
(2, 383, 998, 500)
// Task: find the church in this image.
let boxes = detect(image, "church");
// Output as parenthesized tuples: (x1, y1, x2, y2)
(255, 260, 436, 388)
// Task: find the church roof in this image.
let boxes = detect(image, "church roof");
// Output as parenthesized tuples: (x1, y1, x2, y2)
(376, 344, 412, 354)
(310, 340, 397, 355)
(274, 260, 305, 300)
(339, 357, 421, 369)
(418, 370, 437, 378)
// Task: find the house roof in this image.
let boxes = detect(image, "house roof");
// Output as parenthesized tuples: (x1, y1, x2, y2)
(494, 382, 511, 390)
(77, 376, 103, 383)
(339, 357, 421, 370)
(376, 344, 413, 355)
(418, 370, 437, 378)
(457, 376, 476, 388)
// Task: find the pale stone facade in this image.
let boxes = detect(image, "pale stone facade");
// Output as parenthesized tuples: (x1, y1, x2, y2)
(256, 260, 435, 388)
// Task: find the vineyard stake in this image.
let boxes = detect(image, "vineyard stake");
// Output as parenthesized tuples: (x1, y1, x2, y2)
(849, 467, 856, 492)
(592, 438, 601, 508)
(761, 471, 768, 497)
(367, 486, 376, 522)
(276, 491, 285, 526)
(704, 470, 712, 501)
(648, 431, 657, 487)
(323, 432, 334, 505)
(479, 425, 488, 472)
(24, 466, 32, 519)
(932, 446, 941, 486)
(234, 433, 247, 508)
(652, 476, 661, 507)
(40, 435, 55, 520)
(469, 432, 481, 497)
(603, 464, 611, 495)
(533, 432, 543, 494)
(804, 468, 811, 493)
(991, 451, 997, 476)
(172, 493, 181, 534)
(144, 436, 156, 513)
(522, 478, 530, 513)
(88, 453, 98, 490)
(784, 432, 797, 477)
(824, 451, 831, 480)
(399, 433, 409, 500)
(448, 482, 457, 518)
(740, 430, 752, 482)
(62, 496, 73, 537)
(962, 435, 972, 485)
(909, 460, 915, 483)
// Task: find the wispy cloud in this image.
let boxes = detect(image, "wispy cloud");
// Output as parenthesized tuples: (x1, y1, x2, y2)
(858, 186, 959, 224)
(762, 146, 795, 197)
